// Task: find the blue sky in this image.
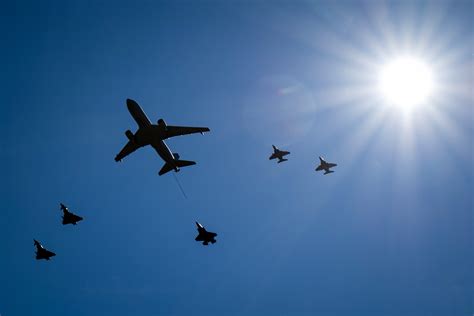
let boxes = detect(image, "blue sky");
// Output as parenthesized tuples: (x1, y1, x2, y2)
(0, 1, 472, 315)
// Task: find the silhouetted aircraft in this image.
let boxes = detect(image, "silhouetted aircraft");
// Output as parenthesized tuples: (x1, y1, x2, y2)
(115, 99, 210, 175)
(195, 222, 217, 245)
(269, 145, 290, 163)
(34, 239, 56, 260)
(315, 156, 337, 175)
(60, 203, 83, 225)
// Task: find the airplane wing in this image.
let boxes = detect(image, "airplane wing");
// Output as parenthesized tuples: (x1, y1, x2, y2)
(315, 165, 324, 171)
(163, 126, 210, 139)
(195, 235, 204, 241)
(72, 214, 83, 222)
(269, 153, 277, 160)
(327, 163, 337, 168)
(115, 141, 141, 162)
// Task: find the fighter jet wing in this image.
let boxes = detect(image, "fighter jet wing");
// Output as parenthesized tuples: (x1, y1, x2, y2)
(327, 163, 337, 168)
(45, 250, 56, 257)
(195, 235, 204, 241)
(315, 165, 324, 171)
(115, 141, 141, 162)
(163, 126, 210, 139)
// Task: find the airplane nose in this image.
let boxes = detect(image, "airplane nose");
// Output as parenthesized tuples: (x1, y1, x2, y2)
(126, 98, 136, 108)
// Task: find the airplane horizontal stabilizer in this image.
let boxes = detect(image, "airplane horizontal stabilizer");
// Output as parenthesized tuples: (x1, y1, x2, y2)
(175, 159, 196, 168)
(159, 163, 174, 176)
(158, 160, 196, 176)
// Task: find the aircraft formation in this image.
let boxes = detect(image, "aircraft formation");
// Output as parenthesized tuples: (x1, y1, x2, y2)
(34, 98, 336, 260)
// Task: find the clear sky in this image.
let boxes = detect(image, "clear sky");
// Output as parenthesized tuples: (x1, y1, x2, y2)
(0, 1, 472, 316)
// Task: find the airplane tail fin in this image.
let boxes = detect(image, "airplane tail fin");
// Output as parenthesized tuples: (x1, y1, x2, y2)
(272, 145, 277, 150)
(319, 156, 324, 163)
(158, 160, 196, 176)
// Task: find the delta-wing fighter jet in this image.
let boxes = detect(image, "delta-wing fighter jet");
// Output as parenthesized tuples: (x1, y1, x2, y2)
(269, 145, 290, 163)
(315, 156, 337, 175)
(195, 222, 217, 246)
(34, 239, 56, 261)
(115, 99, 210, 176)
(60, 203, 83, 225)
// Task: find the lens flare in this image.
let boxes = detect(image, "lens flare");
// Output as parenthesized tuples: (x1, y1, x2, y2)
(378, 57, 434, 108)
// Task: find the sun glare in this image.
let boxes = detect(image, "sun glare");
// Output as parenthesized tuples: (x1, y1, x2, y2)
(378, 57, 434, 108)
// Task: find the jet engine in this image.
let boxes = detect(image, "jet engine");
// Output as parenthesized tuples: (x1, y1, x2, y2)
(157, 119, 167, 130)
(125, 130, 134, 142)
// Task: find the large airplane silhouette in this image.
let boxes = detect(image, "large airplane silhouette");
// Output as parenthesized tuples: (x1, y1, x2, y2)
(115, 99, 210, 175)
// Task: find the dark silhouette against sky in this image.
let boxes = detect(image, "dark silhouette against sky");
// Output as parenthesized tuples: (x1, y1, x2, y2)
(0, 1, 472, 315)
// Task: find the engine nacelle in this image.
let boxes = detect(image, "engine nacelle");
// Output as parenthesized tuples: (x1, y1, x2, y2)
(125, 130, 134, 142)
(157, 119, 167, 129)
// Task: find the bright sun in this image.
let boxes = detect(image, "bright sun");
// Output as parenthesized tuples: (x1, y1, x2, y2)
(378, 57, 434, 108)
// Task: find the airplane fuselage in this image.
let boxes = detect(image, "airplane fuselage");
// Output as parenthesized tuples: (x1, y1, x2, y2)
(134, 125, 178, 171)
(126, 100, 180, 171)
(274, 151, 286, 159)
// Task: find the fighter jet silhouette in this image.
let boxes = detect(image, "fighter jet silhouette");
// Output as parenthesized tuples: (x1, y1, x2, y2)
(34, 239, 56, 260)
(315, 156, 337, 175)
(115, 99, 210, 175)
(60, 203, 83, 225)
(195, 222, 217, 246)
(269, 145, 290, 163)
